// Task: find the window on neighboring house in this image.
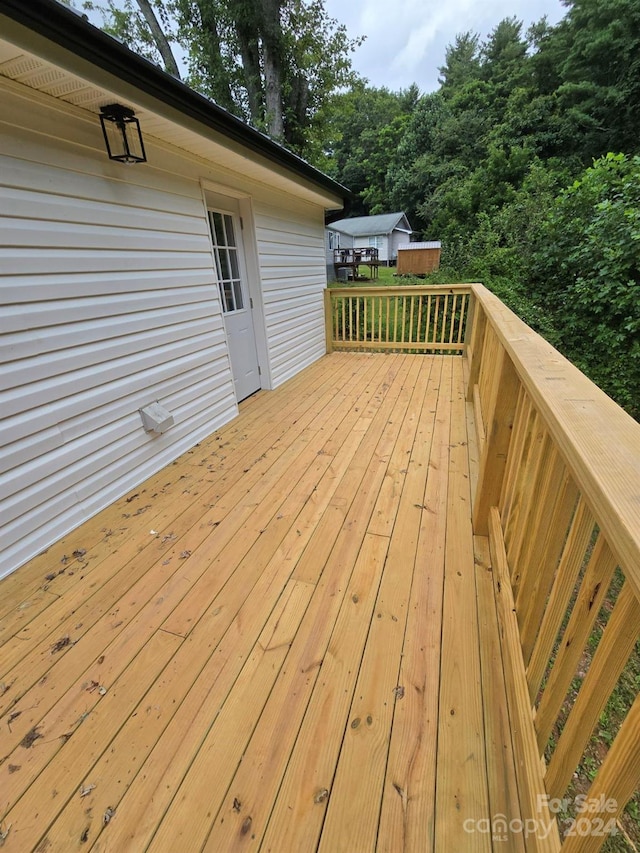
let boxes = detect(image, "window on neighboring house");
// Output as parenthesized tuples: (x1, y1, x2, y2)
(368, 235, 383, 249)
(329, 231, 340, 250)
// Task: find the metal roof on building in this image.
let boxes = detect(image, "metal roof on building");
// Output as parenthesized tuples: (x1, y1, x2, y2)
(329, 212, 412, 237)
(398, 241, 441, 250)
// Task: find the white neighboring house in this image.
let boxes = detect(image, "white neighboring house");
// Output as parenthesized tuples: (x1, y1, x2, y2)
(326, 212, 413, 273)
(0, 0, 348, 579)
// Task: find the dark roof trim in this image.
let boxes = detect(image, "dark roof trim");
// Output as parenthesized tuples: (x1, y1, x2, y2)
(0, 0, 350, 205)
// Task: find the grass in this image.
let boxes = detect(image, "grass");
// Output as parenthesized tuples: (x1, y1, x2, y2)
(328, 265, 469, 348)
(329, 264, 445, 288)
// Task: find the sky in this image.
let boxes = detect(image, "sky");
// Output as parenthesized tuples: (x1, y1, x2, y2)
(323, 0, 567, 93)
(84, 0, 568, 95)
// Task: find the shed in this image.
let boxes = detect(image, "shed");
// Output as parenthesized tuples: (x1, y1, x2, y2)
(396, 241, 442, 276)
(0, 0, 349, 578)
(327, 212, 412, 267)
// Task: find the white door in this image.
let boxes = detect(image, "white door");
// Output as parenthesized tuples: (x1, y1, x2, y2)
(208, 207, 261, 401)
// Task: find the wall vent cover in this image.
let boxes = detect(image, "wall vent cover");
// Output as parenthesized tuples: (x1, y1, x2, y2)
(139, 402, 174, 434)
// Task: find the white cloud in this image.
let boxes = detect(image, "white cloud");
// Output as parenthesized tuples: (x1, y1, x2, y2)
(325, 0, 566, 92)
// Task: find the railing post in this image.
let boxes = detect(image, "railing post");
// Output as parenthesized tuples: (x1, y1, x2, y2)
(466, 298, 486, 402)
(472, 347, 520, 535)
(324, 288, 333, 354)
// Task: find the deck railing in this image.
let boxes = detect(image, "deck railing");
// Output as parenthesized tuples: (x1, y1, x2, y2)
(324, 285, 471, 353)
(323, 283, 640, 851)
(333, 247, 379, 264)
(466, 283, 640, 852)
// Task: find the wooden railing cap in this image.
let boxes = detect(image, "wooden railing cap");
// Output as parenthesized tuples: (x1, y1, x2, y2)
(471, 282, 640, 598)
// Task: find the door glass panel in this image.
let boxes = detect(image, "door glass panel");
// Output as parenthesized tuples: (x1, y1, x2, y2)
(224, 215, 235, 247)
(208, 209, 245, 313)
(221, 281, 233, 312)
(219, 248, 231, 281)
(233, 280, 244, 309)
(210, 212, 224, 243)
(229, 248, 240, 279)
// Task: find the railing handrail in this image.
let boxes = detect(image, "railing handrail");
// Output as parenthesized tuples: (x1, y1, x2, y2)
(328, 284, 472, 297)
(325, 285, 472, 354)
(333, 248, 379, 261)
(470, 281, 640, 602)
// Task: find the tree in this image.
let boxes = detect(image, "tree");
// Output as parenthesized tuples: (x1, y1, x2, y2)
(85, 0, 183, 76)
(532, 153, 640, 416)
(87, 0, 362, 155)
(530, 0, 640, 161)
(438, 32, 480, 93)
(138, 0, 181, 77)
(322, 83, 417, 213)
(385, 91, 448, 229)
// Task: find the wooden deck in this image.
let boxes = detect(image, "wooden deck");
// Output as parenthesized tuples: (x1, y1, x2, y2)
(0, 352, 523, 853)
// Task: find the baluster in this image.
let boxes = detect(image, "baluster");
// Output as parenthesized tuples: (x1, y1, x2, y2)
(448, 294, 457, 345)
(546, 581, 640, 799)
(526, 498, 595, 701)
(534, 537, 616, 750)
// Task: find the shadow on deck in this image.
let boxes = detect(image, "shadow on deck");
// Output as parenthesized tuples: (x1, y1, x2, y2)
(0, 352, 513, 852)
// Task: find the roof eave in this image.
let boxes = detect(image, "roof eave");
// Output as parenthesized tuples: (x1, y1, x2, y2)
(0, 0, 351, 207)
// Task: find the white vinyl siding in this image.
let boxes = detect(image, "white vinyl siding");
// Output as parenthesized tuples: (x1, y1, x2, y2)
(0, 81, 334, 578)
(0, 127, 237, 576)
(391, 229, 412, 261)
(0, 99, 228, 574)
(254, 204, 327, 386)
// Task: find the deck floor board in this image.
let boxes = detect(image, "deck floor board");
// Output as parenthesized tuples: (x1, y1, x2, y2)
(0, 353, 520, 852)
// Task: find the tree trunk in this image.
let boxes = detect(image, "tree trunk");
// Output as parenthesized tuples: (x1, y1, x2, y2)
(285, 72, 309, 148)
(234, 21, 264, 125)
(135, 0, 181, 78)
(259, 0, 284, 140)
(192, 0, 236, 114)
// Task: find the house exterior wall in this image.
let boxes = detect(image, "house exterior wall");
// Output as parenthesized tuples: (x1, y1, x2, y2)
(0, 81, 330, 578)
(255, 200, 328, 385)
(390, 230, 412, 263)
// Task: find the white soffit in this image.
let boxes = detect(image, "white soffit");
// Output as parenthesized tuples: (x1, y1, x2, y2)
(0, 34, 343, 210)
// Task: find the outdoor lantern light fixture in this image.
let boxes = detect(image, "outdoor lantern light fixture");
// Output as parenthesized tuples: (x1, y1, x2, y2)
(99, 103, 147, 163)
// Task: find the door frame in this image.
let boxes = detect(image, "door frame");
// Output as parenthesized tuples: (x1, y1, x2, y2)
(200, 181, 271, 397)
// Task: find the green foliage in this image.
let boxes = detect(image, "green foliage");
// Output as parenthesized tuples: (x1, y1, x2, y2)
(438, 32, 481, 92)
(85, 0, 171, 66)
(557, 0, 640, 157)
(532, 153, 640, 416)
(321, 84, 419, 213)
(86, 0, 362, 158)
